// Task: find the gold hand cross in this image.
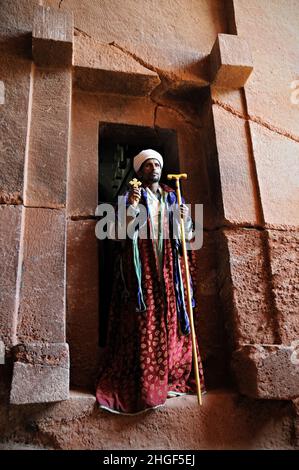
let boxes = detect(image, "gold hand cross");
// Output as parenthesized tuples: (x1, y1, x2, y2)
(129, 178, 142, 189)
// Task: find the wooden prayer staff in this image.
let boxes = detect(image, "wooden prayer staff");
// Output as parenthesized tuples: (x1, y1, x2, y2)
(167, 173, 202, 406)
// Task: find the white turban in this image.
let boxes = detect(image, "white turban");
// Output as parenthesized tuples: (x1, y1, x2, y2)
(133, 149, 163, 173)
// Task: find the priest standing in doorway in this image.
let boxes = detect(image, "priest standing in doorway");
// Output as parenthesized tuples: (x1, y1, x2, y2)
(96, 149, 205, 414)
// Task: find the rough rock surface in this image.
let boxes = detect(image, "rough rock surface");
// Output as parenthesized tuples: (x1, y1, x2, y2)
(217, 228, 276, 346)
(250, 122, 299, 229)
(10, 362, 69, 404)
(210, 33, 253, 88)
(0, 55, 31, 203)
(232, 344, 299, 400)
(32, 5, 73, 67)
(68, 91, 155, 217)
(267, 230, 299, 343)
(212, 105, 261, 226)
(17, 208, 66, 343)
(0, 206, 23, 347)
(47, 0, 227, 85)
(10, 342, 70, 404)
(74, 36, 160, 95)
(0, 390, 296, 450)
(25, 67, 71, 208)
(0, 0, 298, 452)
(67, 220, 100, 389)
(234, 0, 299, 140)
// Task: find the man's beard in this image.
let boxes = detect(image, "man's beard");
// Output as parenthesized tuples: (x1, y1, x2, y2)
(149, 174, 160, 182)
(141, 173, 160, 184)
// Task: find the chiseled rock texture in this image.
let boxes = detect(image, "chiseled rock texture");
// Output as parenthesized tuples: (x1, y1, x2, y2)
(210, 33, 253, 88)
(250, 122, 299, 229)
(10, 342, 70, 404)
(16, 208, 66, 343)
(32, 5, 73, 67)
(0, 391, 296, 450)
(0, 206, 23, 347)
(232, 344, 299, 400)
(0, 0, 298, 451)
(268, 230, 299, 344)
(217, 228, 276, 347)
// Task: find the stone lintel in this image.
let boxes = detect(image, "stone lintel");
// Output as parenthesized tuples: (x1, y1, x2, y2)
(73, 36, 160, 96)
(74, 66, 160, 96)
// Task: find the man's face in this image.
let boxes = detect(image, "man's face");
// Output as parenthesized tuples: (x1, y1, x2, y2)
(137, 158, 162, 184)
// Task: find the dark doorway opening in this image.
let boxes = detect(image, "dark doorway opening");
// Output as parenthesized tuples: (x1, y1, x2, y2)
(98, 123, 180, 346)
(98, 123, 179, 203)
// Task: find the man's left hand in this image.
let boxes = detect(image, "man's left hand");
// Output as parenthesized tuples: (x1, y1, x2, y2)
(180, 204, 189, 220)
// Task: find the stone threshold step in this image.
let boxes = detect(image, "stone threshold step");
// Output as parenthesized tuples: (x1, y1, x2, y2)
(22, 388, 294, 450)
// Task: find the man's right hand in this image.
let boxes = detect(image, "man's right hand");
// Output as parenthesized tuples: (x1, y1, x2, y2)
(128, 187, 141, 208)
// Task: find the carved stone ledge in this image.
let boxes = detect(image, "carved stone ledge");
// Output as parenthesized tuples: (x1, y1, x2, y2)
(10, 342, 69, 404)
(32, 5, 73, 68)
(232, 343, 299, 400)
(210, 33, 253, 89)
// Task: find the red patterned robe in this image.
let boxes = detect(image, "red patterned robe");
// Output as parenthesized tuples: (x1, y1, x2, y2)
(96, 184, 205, 414)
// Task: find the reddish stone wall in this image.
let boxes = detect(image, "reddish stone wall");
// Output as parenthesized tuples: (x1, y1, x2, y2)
(0, 0, 298, 450)
(47, 0, 227, 82)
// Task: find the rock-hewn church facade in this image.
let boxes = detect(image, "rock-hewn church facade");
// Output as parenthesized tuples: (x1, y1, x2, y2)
(0, 0, 298, 449)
